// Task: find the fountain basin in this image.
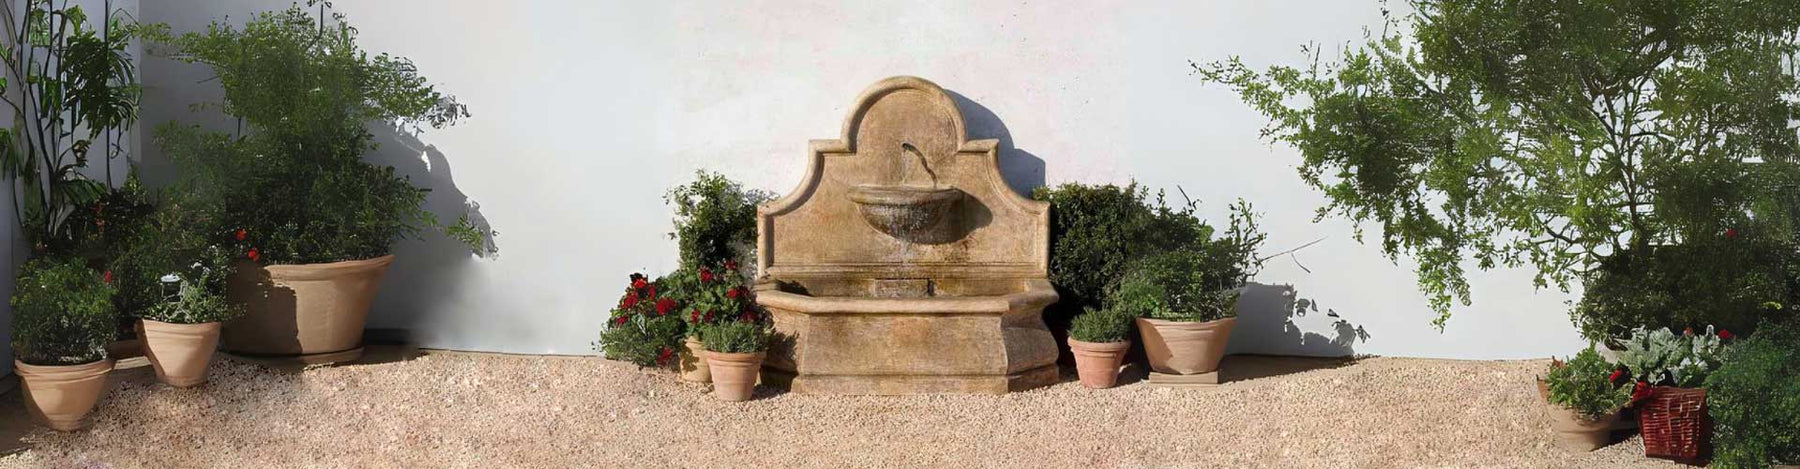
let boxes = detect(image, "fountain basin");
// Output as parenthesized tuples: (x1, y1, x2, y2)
(753, 278, 1059, 394)
(846, 184, 963, 242)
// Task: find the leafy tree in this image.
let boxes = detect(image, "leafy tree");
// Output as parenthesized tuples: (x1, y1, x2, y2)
(1197, 0, 1800, 329)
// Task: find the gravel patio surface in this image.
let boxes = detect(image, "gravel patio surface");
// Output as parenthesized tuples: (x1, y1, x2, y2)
(0, 349, 1687, 468)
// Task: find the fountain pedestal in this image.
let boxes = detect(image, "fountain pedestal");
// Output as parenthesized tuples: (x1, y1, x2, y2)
(753, 76, 1059, 394)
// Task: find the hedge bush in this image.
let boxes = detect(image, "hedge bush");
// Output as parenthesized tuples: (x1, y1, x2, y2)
(10, 257, 118, 366)
(1707, 320, 1800, 468)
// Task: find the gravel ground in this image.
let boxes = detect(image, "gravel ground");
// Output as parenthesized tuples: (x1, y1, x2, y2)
(0, 350, 1687, 468)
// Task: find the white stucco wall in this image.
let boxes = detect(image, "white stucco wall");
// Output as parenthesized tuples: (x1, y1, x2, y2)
(133, 0, 1588, 359)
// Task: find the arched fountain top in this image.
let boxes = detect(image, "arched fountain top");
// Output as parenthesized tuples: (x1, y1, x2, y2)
(757, 76, 1050, 281)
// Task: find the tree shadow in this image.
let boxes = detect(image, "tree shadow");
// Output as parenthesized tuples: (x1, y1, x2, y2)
(358, 123, 499, 346)
(944, 90, 1046, 197)
(1228, 282, 1371, 358)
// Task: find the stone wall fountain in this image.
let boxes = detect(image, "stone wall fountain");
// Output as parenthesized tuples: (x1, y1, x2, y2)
(753, 76, 1059, 394)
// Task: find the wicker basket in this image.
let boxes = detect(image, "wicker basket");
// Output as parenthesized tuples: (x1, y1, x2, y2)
(1639, 386, 1708, 462)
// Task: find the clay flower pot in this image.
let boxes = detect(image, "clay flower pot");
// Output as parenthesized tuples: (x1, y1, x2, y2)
(1136, 317, 1235, 375)
(1068, 338, 1130, 389)
(222, 255, 394, 361)
(1545, 405, 1620, 451)
(680, 336, 711, 383)
(705, 351, 766, 402)
(14, 359, 114, 431)
(139, 320, 223, 388)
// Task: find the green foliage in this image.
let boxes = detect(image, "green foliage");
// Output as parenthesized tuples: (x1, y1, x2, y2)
(1196, 0, 1800, 328)
(1068, 307, 1133, 343)
(1707, 320, 1800, 468)
(160, 3, 477, 265)
(595, 273, 684, 368)
(663, 262, 760, 337)
(1545, 348, 1632, 420)
(1105, 202, 1265, 322)
(698, 320, 771, 354)
(141, 245, 241, 324)
(1616, 326, 1725, 388)
(666, 170, 770, 271)
(10, 257, 117, 366)
(1033, 182, 1245, 325)
(0, 1, 166, 250)
(1574, 238, 1795, 344)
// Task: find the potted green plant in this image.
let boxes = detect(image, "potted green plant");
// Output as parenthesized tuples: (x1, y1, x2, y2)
(1542, 348, 1632, 451)
(160, 5, 481, 362)
(698, 321, 772, 402)
(1617, 326, 1727, 462)
(10, 257, 119, 431)
(1067, 307, 1133, 389)
(1111, 205, 1262, 380)
(135, 245, 241, 387)
(668, 261, 760, 383)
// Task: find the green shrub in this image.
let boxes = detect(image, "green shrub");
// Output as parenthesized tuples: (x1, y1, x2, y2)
(1707, 320, 1800, 469)
(1545, 348, 1632, 420)
(1033, 183, 1213, 315)
(698, 320, 772, 354)
(595, 273, 685, 367)
(663, 261, 760, 337)
(1068, 308, 1133, 343)
(10, 257, 118, 366)
(1574, 239, 1796, 345)
(1616, 326, 1725, 387)
(666, 171, 770, 271)
(1106, 203, 1263, 323)
(141, 246, 242, 324)
(161, 4, 478, 265)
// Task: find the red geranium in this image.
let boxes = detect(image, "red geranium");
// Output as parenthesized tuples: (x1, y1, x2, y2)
(1630, 381, 1655, 403)
(621, 290, 640, 309)
(1608, 369, 1624, 384)
(656, 298, 677, 316)
(699, 268, 715, 283)
(656, 347, 674, 366)
(235, 228, 248, 241)
(1683, 327, 1695, 337)
(102, 270, 113, 284)
(1725, 228, 1738, 239)
(726, 286, 742, 299)
(612, 315, 629, 326)
(632, 277, 649, 290)
(247, 247, 261, 262)
(1718, 329, 1734, 340)
(725, 260, 739, 271)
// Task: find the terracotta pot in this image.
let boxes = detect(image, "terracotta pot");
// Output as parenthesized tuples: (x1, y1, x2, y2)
(705, 351, 766, 402)
(139, 320, 223, 388)
(14, 359, 114, 431)
(680, 337, 711, 383)
(1544, 405, 1620, 451)
(1136, 317, 1235, 375)
(1068, 338, 1130, 389)
(222, 255, 394, 358)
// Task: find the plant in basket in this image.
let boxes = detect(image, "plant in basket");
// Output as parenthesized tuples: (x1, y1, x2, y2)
(1542, 348, 1632, 451)
(1617, 326, 1729, 462)
(595, 273, 684, 369)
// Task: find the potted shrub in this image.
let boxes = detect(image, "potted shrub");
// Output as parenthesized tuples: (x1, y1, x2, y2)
(1111, 205, 1263, 379)
(1617, 326, 1726, 462)
(595, 273, 685, 369)
(698, 321, 772, 402)
(1542, 348, 1632, 451)
(10, 257, 119, 431)
(668, 261, 760, 383)
(135, 246, 241, 387)
(1067, 307, 1133, 389)
(160, 5, 481, 361)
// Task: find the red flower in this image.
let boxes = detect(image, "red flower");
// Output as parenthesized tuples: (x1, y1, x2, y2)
(699, 268, 715, 283)
(690, 309, 701, 323)
(656, 347, 674, 366)
(725, 260, 739, 271)
(656, 298, 676, 316)
(703, 310, 714, 323)
(235, 228, 247, 241)
(1608, 369, 1624, 384)
(1631, 381, 1655, 403)
(726, 287, 742, 299)
(612, 315, 629, 326)
(1718, 329, 1734, 340)
(1726, 228, 1738, 239)
(247, 248, 261, 262)
(740, 310, 757, 322)
(645, 285, 657, 299)
(632, 277, 649, 290)
(102, 270, 113, 284)
(621, 290, 640, 309)
(1683, 327, 1695, 337)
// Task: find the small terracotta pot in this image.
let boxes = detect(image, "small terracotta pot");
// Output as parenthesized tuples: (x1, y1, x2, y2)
(705, 351, 766, 402)
(1545, 405, 1620, 451)
(223, 255, 394, 359)
(139, 320, 223, 388)
(679, 337, 711, 383)
(14, 359, 114, 431)
(1068, 338, 1130, 389)
(1136, 317, 1235, 375)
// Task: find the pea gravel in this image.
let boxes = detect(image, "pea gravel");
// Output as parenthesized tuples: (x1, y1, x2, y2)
(0, 350, 1685, 468)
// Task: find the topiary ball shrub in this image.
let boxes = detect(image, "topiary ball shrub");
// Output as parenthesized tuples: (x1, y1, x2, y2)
(10, 257, 118, 366)
(1068, 308, 1133, 343)
(1706, 320, 1800, 468)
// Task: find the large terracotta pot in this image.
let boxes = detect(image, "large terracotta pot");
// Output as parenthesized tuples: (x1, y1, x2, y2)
(680, 337, 711, 383)
(1136, 317, 1235, 375)
(222, 255, 394, 359)
(1545, 405, 1620, 451)
(1068, 338, 1130, 389)
(139, 320, 223, 387)
(14, 359, 114, 431)
(705, 351, 766, 402)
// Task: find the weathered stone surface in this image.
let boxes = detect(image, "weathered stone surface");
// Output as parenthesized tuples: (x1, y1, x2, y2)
(754, 76, 1058, 394)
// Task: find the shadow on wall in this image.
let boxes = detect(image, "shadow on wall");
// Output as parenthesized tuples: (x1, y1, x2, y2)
(361, 123, 500, 344)
(945, 90, 1046, 196)
(1229, 282, 1371, 357)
